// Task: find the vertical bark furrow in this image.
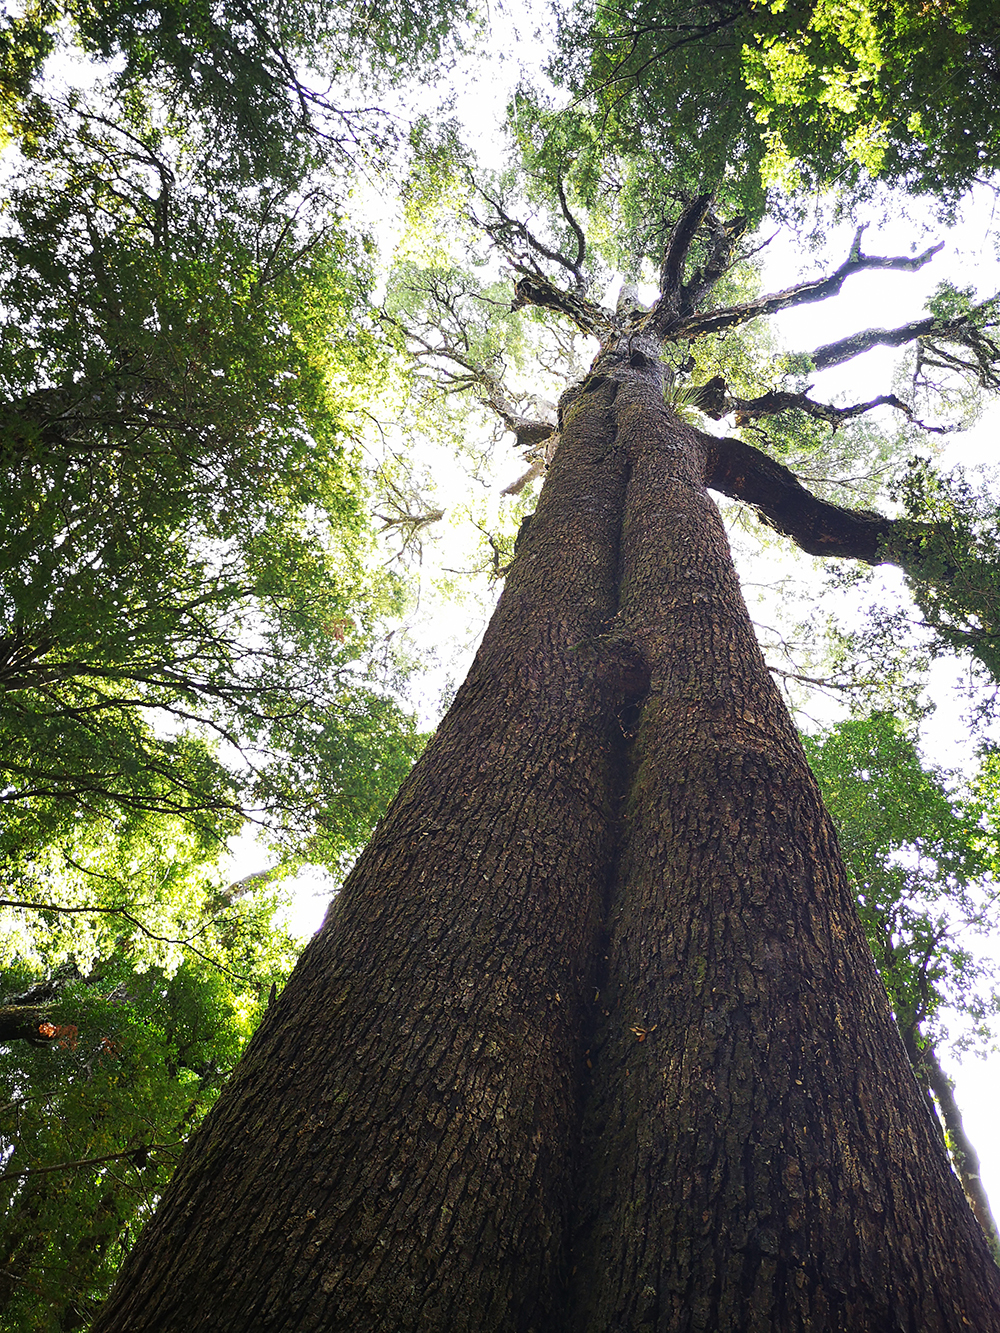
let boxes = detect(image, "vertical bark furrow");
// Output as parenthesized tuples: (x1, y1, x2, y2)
(569, 384, 1000, 1331)
(92, 382, 634, 1333)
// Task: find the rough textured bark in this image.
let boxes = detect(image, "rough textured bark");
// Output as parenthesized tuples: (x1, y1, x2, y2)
(91, 336, 1000, 1332)
(92, 378, 635, 1332)
(566, 345, 1000, 1331)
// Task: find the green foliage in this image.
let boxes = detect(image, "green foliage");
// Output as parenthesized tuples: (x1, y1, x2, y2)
(804, 713, 1000, 1053)
(0, 0, 479, 184)
(553, 0, 1000, 216)
(506, 89, 754, 286)
(0, 803, 240, 978)
(927, 281, 978, 322)
(0, 897, 299, 1331)
(886, 459, 1000, 684)
(549, 1, 771, 222)
(0, 91, 423, 882)
(0, 5, 54, 148)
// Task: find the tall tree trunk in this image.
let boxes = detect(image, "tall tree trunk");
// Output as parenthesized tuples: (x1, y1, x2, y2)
(91, 378, 635, 1332)
(566, 344, 1000, 1330)
(91, 344, 1000, 1331)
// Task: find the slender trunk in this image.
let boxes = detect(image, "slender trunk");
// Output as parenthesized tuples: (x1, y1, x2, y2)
(91, 342, 1000, 1331)
(923, 1041, 1000, 1259)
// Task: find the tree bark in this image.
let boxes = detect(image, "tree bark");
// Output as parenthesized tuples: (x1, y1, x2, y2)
(0, 1004, 57, 1046)
(91, 340, 1000, 1331)
(566, 345, 1000, 1330)
(92, 375, 636, 1332)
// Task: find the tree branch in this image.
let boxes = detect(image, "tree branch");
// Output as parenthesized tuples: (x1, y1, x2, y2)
(0, 1004, 59, 1047)
(555, 179, 587, 286)
(703, 430, 894, 561)
(703, 434, 1000, 640)
(922, 1043, 1000, 1258)
(651, 192, 714, 334)
(674, 230, 945, 342)
(387, 305, 559, 449)
(475, 183, 588, 292)
(813, 314, 953, 370)
(681, 208, 748, 311)
(695, 378, 956, 434)
(0, 1143, 179, 1184)
(512, 271, 617, 342)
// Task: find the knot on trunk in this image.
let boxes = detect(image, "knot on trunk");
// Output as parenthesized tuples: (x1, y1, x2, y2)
(576, 635, 651, 701)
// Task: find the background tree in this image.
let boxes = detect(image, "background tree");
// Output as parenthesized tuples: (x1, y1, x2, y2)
(0, 71, 425, 925)
(0, 876, 302, 1332)
(0, 0, 478, 180)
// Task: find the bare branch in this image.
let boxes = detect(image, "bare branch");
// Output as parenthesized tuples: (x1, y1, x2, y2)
(674, 230, 945, 341)
(808, 298, 1000, 387)
(813, 314, 952, 370)
(501, 459, 546, 496)
(651, 192, 714, 333)
(475, 183, 587, 291)
(555, 179, 587, 286)
(701, 428, 932, 567)
(512, 271, 617, 342)
(384, 302, 560, 447)
(0, 1144, 180, 1184)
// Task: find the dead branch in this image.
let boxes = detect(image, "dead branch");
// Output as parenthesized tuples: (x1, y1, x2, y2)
(696, 380, 956, 434)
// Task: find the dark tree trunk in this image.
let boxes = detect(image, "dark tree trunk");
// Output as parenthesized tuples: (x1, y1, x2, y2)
(565, 349, 1000, 1330)
(923, 1042, 1000, 1260)
(0, 1003, 56, 1046)
(91, 376, 634, 1332)
(91, 340, 1000, 1332)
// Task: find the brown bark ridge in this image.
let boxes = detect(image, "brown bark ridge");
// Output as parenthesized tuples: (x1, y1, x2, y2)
(91, 376, 635, 1332)
(564, 345, 1000, 1330)
(91, 338, 1000, 1332)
